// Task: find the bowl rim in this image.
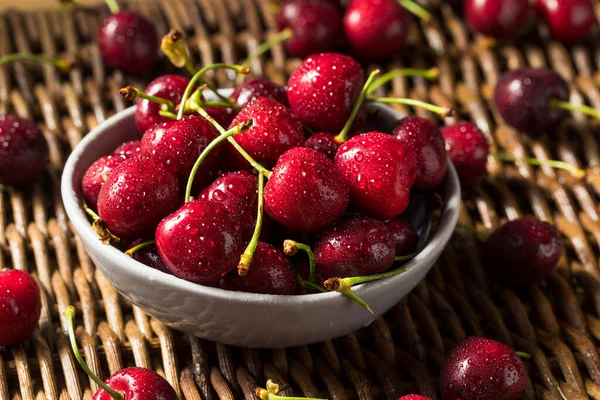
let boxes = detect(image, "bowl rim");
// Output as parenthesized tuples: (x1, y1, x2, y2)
(61, 104, 460, 306)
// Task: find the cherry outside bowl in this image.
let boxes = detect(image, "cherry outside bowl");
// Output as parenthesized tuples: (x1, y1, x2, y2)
(61, 91, 460, 348)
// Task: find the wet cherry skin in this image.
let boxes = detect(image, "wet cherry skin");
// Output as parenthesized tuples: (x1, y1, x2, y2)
(0, 269, 41, 346)
(464, 0, 529, 39)
(92, 367, 177, 400)
(441, 122, 489, 186)
(535, 0, 596, 43)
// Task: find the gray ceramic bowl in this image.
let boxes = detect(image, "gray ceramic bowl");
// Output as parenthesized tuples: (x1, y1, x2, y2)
(61, 98, 460, 348)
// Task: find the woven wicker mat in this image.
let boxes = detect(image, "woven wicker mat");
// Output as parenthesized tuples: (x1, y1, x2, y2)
(2, 1, 600, 399)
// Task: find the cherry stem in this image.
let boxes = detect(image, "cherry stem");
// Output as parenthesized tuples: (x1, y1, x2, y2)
(370, 97, 454, 117)
(493, 152, 586, 178)
(199, 100, 242, 111)
(161, 29, 197, 75)
(184, 119, 253, 203)
(63, 306, 124, 400)
(177, 63, 248, 119)
(82, 201, 121, 245)
(455, 222, 488, 241)
(334, 70, 380, 144)
(283, 240, 316, 283)
(125, 240, 155, 256)
(188, 101, 272, 178)
(238, 173, 265, 276)
(296, 273, 327, 293)
(397, 0, 431, 22)
(0, 53, 72, 72)
(104, 0, 120, 14)
(158, 110, 178, 119)
(394, 251, 418, 262)
(324, 266, 408, 294)
(120, 86, 175, 110)
(367, 68, 439, 94)
(516, 351, 532, 360)
(236, 28, 293, 84)
(256, 380, 327, 400)
(549, 100, 600, 120)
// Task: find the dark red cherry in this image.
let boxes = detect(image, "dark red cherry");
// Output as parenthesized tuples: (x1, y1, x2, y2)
(135, 75, 190, 134)
(141, 116, 220, 190)
(287, 53, 364, 133)
(204, 106, 238, 128)
(314, 217, 396, 278)
(97, 11, 158, 75)
(93, 367, 177, 400)
(0, 269, 41, 346)
(264, 147, 349, 233)
(97, 156, 180, 240)
(393, 116, 447, 190)
(335, 132, 417, 220)
(440, 337, 526, 400)
(304, 133, 340, 159)
(276, 0, 343, 58)
(484, 217, 563, 285)
(231, 78, 288, 108)
(535, 0, 596, 43)
(464, 0, 529, 39)
(129, 241, 171, 274)
(155, 199, 244, 284)
(227, 97, 304, 170)
(386, 217, 418, 256)
(494, 68, 569, 134)
(113, 140, 142, 158)
(343, 0, 410, 61)
(399, 396, 431, 400)
(441, 122, 489, 186)
(82, 154, 127, 210)
(0, 114, 49, 186)
(220, 242, 296, 295)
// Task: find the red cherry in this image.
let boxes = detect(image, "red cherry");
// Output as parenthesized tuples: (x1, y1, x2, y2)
(335, 132, 417, 220)
(264, 147, 349, 233)
(155, 199, 244, 284)
(220, 242, 296, 295)
(0, 269, 41, 346)
(92, 367, 177, 400)
(535, 0, 596, 43)
(399, 396, 431, 400)
(97, 11, 158, 75)
(129, 241, 171, 275)
(494, 68, 569, 134)
(113, 140, 142, 158)
(141, 116, 221, 190)
(386, 217, 418, 256)
(314, 217, 396, 278)
(231, 78, 288, 108)
(0, 114, 48, 186)
(304, 133, 340, 159)
(82, 154, 127, 210)
(97, 156, 180, 240)
(393, 116, 447, 190)
(464, 0, 529, 39)
(343, 0, 410, 61)
(276, 0, 343, 58)
(287, 53, 364, 133)
(135, 75, 190, 134)
(484, 218, 563, 285)
(440, 337, 526, 400)
(227, 97, 305, 170)
(441, 122, 489, 186)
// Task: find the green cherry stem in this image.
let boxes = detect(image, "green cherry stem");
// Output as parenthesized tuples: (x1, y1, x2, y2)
(283, 240, 316, 283)
(367, 67, 439, 94)
(296, 274, 328, 293)
(158, 110, 178, 119)
(397, 0, 431, 22)
(125, 240, 155, 256)
(0, 53, 72, 72)
(184, 119, 253, 203)
(334, 69, 380, 144)
(324, 266, 408, 292)
(549, 100, 600, 120)
(104, 0, 120, 14)
(493, 152, 586, 178)
(256, 380, 327, 400)
(199, 100, 242, 110)
(236, 28, 294, 84)
(394, 252, 418, 262)
(161, 29, 197, 75)
(370, 97, 454, 117)
(82, 201, 121, 245)
(120, 86, 175, 110)
(63, 306, 124, 400)
(516, 351, 532, 360)
(237, 173, 265, 276)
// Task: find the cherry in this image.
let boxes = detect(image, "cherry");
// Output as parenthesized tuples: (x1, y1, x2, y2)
(535, 0, 596, 43)
(128, 241, 171, 274)
(113, 140, 142, 158)
(220, 242, 296, 295)
(494, 67, 571, 134)
(392, 116, 447, 190)
(386, 217, 418, 256)
(464, 0, 529, 39)
(227, 97, 304, 170)
(97, 156, 180, 240)
(135, 74, 190, 134)
(335, 132, 417, 220)
(155, 199, 244, 284)
(264, 147, 349, 233)
(231, 78, 288, 108)
(0, 114, 49, 186)
(276, 0, 343, 58)
(82, 154, 127, 210)
(399, 396, 430, 400)
(204, 106, 237, 128)
(343, 0, 411, 61)
(483, 217, 563, 285)
(141, 116, 221, 190)
(287, 53, 364, 133)
(314, 217, 396, 278)
(441, 122, 489, 186)
(440, 337, 526, 400)
(304, 133, 339, 159)
(97, 10, 158, 75)
(0, 269, 41, 346)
